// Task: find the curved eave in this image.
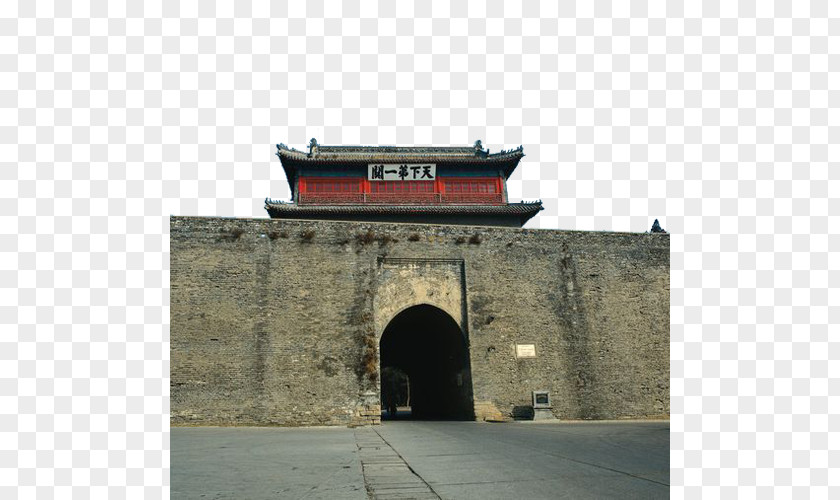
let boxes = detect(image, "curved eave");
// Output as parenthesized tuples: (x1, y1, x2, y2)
(276, 145, 525, 178)
(276, 147, 524, 163)
(264, 200, 543, 226)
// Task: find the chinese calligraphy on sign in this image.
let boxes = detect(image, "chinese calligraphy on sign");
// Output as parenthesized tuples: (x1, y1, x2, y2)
(368, 164, 436, 181)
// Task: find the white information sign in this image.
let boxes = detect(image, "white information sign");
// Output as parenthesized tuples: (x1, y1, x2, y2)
(368, 164, 436, 181)
(516, 344, 536, 358)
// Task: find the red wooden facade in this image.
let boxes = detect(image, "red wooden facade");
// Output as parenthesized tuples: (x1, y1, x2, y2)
(297, 176, 505, 205)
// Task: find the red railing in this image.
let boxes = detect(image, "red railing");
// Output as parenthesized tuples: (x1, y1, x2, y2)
(298, 193, 505, 205)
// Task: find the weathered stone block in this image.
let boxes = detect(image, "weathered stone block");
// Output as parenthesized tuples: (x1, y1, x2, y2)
(170, 217, 669, 426)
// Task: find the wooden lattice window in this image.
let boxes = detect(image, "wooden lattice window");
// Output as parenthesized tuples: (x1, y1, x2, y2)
(369, 181, 435, 193)
(443, 178, 499, 194)
(301, 178, 362, 193)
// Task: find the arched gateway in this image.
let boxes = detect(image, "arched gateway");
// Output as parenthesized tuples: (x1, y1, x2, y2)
(379, 305, 475, 420)
(170, 140, 671, 427)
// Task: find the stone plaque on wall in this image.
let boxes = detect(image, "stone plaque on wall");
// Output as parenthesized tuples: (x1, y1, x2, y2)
(516, 344, 536, 358)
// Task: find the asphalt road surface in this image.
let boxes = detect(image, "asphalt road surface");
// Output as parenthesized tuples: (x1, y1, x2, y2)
(171, 420, 669, 499)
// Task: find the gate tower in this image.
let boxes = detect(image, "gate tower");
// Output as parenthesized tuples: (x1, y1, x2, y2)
(267, 139, 543, 227)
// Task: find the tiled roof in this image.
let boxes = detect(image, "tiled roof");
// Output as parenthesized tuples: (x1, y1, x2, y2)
(276, 140, 524, 163)
(264, 199, 543, 224)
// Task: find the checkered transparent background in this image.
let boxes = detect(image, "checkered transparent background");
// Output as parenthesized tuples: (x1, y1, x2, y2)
(2, 1, 838, 498)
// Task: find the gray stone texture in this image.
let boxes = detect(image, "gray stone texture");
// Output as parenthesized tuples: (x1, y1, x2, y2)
(171, 216, 670, 426)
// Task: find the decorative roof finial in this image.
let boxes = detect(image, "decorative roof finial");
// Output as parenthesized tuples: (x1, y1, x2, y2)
(474, 140, 487, 157)
(650, 219, 667, 233)
(309, 138, 319, 156)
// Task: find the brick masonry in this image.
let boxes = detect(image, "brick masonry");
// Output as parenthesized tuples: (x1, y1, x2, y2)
(170, 216, 670, 426)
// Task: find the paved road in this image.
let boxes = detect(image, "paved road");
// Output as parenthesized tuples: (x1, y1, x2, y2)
(171, 420, 669, 499)
(171, 427, 367, 499)
(375, 421, 669, 499)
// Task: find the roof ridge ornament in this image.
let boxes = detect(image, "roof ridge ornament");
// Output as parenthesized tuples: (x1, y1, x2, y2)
(308, 138, 319, 157)
(474, 140, 488, 157)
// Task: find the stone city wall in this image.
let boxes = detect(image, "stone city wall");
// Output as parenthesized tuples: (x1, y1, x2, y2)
(170, 216, 669, 426)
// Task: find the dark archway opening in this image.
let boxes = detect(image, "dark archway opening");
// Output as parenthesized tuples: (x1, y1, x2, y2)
(380, 305, 475, 420)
